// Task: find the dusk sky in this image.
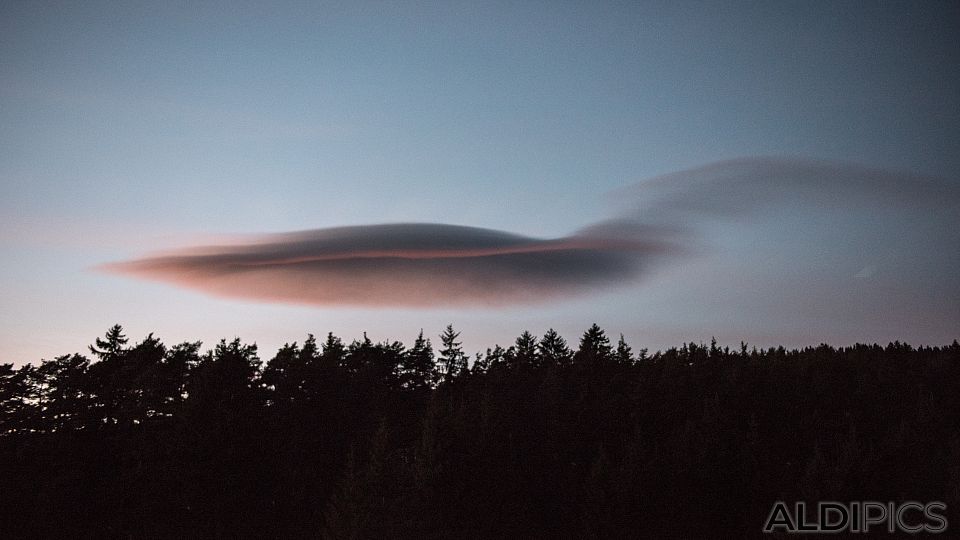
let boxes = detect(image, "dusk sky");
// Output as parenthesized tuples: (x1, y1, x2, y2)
(2, 1, 958, 364)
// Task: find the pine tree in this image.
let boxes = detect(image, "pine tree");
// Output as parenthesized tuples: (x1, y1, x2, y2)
(321, 332, 347, 370)
(0, 363, 32, 435)
(538, 329, 572, 367)
(346, 332, 375, 376)
(301, 334, 319, 361)
(89, 324, 129, 361)
(575, 324, 613, 366)
(438, 325, 466, 383)
(34, 354, 90, 430)
(402, 330, 436, 390)
(510, 331, 539, 370)
(120, 334, 168, 424)
(162, 341, 200, 411)
(479, 345, 507, 373)
(263, 335, 322, 402)
(86, 325, 131, 425)
(186, 338, 261, 418)
(615, 334, 634, 365)
(294, 334, 321, 397)
(263, 342, 301, 404)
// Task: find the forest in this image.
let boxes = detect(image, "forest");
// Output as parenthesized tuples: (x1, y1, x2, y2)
(1, 324, 958, 538)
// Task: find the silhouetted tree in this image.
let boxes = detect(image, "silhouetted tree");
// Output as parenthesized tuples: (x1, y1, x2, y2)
(508, 330, 538, 370)
(401, 330, 436, 390)
(262, 340, 307, 406)
(89, 323, 128, 361)
(538, 328, 572, 368)
(0, 363, 30, 435)
(185, 338, 261, 422)
(475, 344, 507, 373)
(574, 323, 613, 366)
(438, 325, 466, 382)
(163, 340, 200, 406)
(120, 334, 170, 424)
(85, 324, 131, 426)
(321, 332, 347, 370)
(615, 334, 634, 365)
(36, 353, 89, 430)
(1, 324, 958, 538)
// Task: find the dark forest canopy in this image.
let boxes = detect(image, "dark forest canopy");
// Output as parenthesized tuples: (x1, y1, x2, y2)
(2, 325, 959, 538)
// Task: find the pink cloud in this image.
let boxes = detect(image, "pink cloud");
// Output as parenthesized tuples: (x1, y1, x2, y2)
(100, 223, 675, 307)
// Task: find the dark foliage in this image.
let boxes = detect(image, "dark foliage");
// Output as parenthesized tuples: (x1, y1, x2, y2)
(1, 325, 958, 538)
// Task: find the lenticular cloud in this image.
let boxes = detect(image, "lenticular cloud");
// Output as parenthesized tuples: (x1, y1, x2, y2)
(100, 223, 674, 307)
(101, 157, 960, 313)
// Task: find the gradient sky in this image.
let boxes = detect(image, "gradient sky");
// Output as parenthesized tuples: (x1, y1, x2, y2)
(2, 0, 959, 365)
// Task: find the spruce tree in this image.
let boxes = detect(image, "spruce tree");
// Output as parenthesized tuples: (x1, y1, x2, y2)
(438, 325, 466, 382)
(575, 323, 613, 365)
(402, 330, 436, 390)
(615, 334, 634, 365)
(89, 324, 129, 361)
(538, 329, 572, 367)
(511, 331, 539, 370)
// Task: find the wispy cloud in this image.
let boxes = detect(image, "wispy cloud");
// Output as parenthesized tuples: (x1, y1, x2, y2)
(612, 157, 960, 229)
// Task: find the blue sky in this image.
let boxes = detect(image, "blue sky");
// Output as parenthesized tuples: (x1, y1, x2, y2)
(2, 1, 958, 364)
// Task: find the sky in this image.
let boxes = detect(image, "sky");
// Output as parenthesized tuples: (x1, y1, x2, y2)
(2, 0, 958, 365)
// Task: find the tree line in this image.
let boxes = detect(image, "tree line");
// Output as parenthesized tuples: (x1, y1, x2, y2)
(1, 324, 959, 538)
